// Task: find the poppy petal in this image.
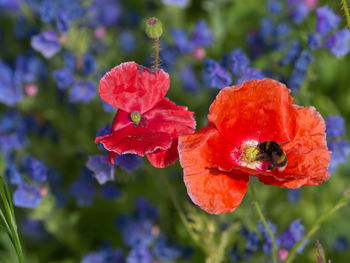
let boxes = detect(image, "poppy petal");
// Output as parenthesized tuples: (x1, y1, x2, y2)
(147, 140, 179, 168)
(95, 126, 173, 156)
(178, 125, 249, 214)
(144, 98, 196, 138)
(208, 79, 295, 146)
(99, 62, 169, 114)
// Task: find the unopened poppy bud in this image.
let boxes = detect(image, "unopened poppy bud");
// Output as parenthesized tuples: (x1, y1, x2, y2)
(130, 111, 141, 124)
(145, 17, 163, 39)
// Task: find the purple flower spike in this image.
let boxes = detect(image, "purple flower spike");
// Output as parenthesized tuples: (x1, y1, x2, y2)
(236, 68, 264, 85)
(22, 156, 48, 183)
(13, 184, 42, 208)
(328, 140, 350, 173)
(86, 155, 115, 184)
(69, 80, 96, 104)
(191, 20, 213, 48)
(204, 58, 232, 89)
(280, 219, 305, 249)
(325, 29, 350, 58)
(114, 154, 143, 173)
(127, 246, 153, 263)
(52, 69, 75, 90)
(31, 30, 61, 59)
(316, 6, 341, 36)
(326, 115, 346, 138)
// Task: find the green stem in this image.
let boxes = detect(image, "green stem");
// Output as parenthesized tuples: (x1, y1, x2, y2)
(249, 179, 278, 263)
(153, 38, 159, 69)
(0, 176, 24, 263)
(285, 194, 350, 263)
(341, 0, 350, 30)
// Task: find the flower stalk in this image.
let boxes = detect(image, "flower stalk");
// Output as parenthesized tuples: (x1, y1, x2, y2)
(145, 17, 163, 69)
(341, 0, 350, 30)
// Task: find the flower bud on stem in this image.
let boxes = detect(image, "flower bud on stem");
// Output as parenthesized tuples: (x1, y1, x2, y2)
(145, 17, 163, 69)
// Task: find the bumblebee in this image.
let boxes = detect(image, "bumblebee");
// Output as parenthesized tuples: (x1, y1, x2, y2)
(256, 141, 287, 171)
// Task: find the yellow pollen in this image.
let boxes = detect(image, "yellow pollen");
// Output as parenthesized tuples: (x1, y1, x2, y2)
(239, 144, 259, 164)
(130, 111, 141, 124)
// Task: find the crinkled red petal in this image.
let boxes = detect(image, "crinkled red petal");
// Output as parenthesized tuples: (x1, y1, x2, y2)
(95, 126, 173, 156)
(178, 125, 249, 214)
(99, 62, 169, 114)
(208, 79, 295, 146)
(147, 139, 179, 168)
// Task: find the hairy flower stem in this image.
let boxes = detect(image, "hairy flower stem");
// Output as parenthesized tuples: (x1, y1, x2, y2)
(341, 0, 350, 30)
(285, 193, 350, 263)
(249, 179, 278, 263)
(153, 38, 159, 69)
(157, 169, 201, 248)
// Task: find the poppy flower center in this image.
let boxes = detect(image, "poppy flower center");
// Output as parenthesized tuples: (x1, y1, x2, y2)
(130, 111, 141, 125)
(234, 140, 262, 169)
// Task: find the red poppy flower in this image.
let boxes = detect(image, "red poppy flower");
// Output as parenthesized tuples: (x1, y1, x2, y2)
(178, 79, 331, 214)
(95, 62, 196, 168)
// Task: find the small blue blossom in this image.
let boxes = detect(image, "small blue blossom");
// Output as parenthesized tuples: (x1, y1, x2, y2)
(289, 3, 308, 25)
(267, 0, 283, 15)
(171, 29, 194, 54)
(53, 69, 74, 90)
(56, 12, 70, 34)
(316, 5, 341, 36)
(245, 231, 260, 252)
(324, 29, 350, 58)
(83, 53, 97, 76)
(280, 39, 301, 66)
(126, 246, 152, 263)
(226, 49, 250, 76)
(0, 0, 21, 10)
(204, 58, 232, 89)
(13, 184, 42, 208)
(119, 31, 137, 53)
(159, 44, 178, 72)
(153, 236, 181, 261)
(0, 60, 23, 106)
(89, 0, 122, 27)
(121, 220, 154, 248)
(15, 54, 44, 83)
(114, 154, 143, 173)
(162, 0, 189, 8)
(279, 219, 305, 249)
(328, 140, 350, 173)
(236, 67, 264, 85)
(21, 218, 49, 241)
(294, 50, 313, 71)
(179, 65, 198, 93)
(5, 163, 24, 185)
(63, 52, 76, 71)
(39, 0, 56, 23)
(286, 189, 301, 203)
(308, 33, 322, 50)
(70, 170, 96, 207)
(258, 220, 279, 254)
(326, 115, 346, 138)
(135, 197, 158, 222)
(332, 236, 348, 251)
(22, 156, 48, 183)
(101, 185, 121, 200)
(31, 30, 61, 59)
(191, 20, 213, 48)
(288, 69, 306, 92)
(69, 80, 97, 104)
(86, 155, 115, 184)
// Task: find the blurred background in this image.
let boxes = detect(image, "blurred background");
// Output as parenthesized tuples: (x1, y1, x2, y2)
(0, 0, 350, 262)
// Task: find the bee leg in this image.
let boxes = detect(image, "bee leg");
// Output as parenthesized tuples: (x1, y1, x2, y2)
(267, 163, 275, 170)
(255, 153, 265, 161)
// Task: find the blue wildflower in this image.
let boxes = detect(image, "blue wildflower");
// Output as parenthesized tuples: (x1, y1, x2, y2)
(171, 29, 194, 54)
(15, 54, 44, 83)
(121, 220, 154, 248)
(114, 154, 143, 173)
(135, 197, 158, 222)
(267, 0, 283, 15)
(119, 31, 137, 53)
(288, 68, 306, 92)
(0, 60, 23, 106)
(39, 0, 56, 23)
(294, 50, 313, 71)
(53, 69, 74, 90)
(286, 189, 301, 203)
(324, 29, 350, 58)
(70, 170, 96, 207)
(328, 140, 350, 173)
(316, 5, 341, 36)
(326, 115, 346, 138)
(126, 246, 152, 263)
(86, 155, 115, 184)
(279, 219, 305, 249)
(289, 3, 308, 25)
(22, 156, 48, 183)
(236, 67, 264, 85)
(226, 49, 250, 76)
(63, 52, 76, 71)
(5, 162, 24, 185)
(280, 39, 301, 66)
(179, 65, 198, 93)
(258, 220, 279, 254)
(31, 30, 61, 59)
(204, 58, 232, 89)
(332, 236, 348, 251)
(102, 100, 116, 113)
(0, 0, 21, 10)
(162, 0, 189, 8)
(96, 124, 111, 151)
(69, 80, 96, 104)
(153, 236, 181, 261)
(83, 53, 97, 76)
(13, 184, 42, 208)
(159, 44, 178, 72)
(308, 33, 322, 50)
(275, 23, 291, 37)
(101, 185, 121, 200)
(191, 20, 213, 48)
(56, 12, 70, 34)
(89, 0, 122, 27)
